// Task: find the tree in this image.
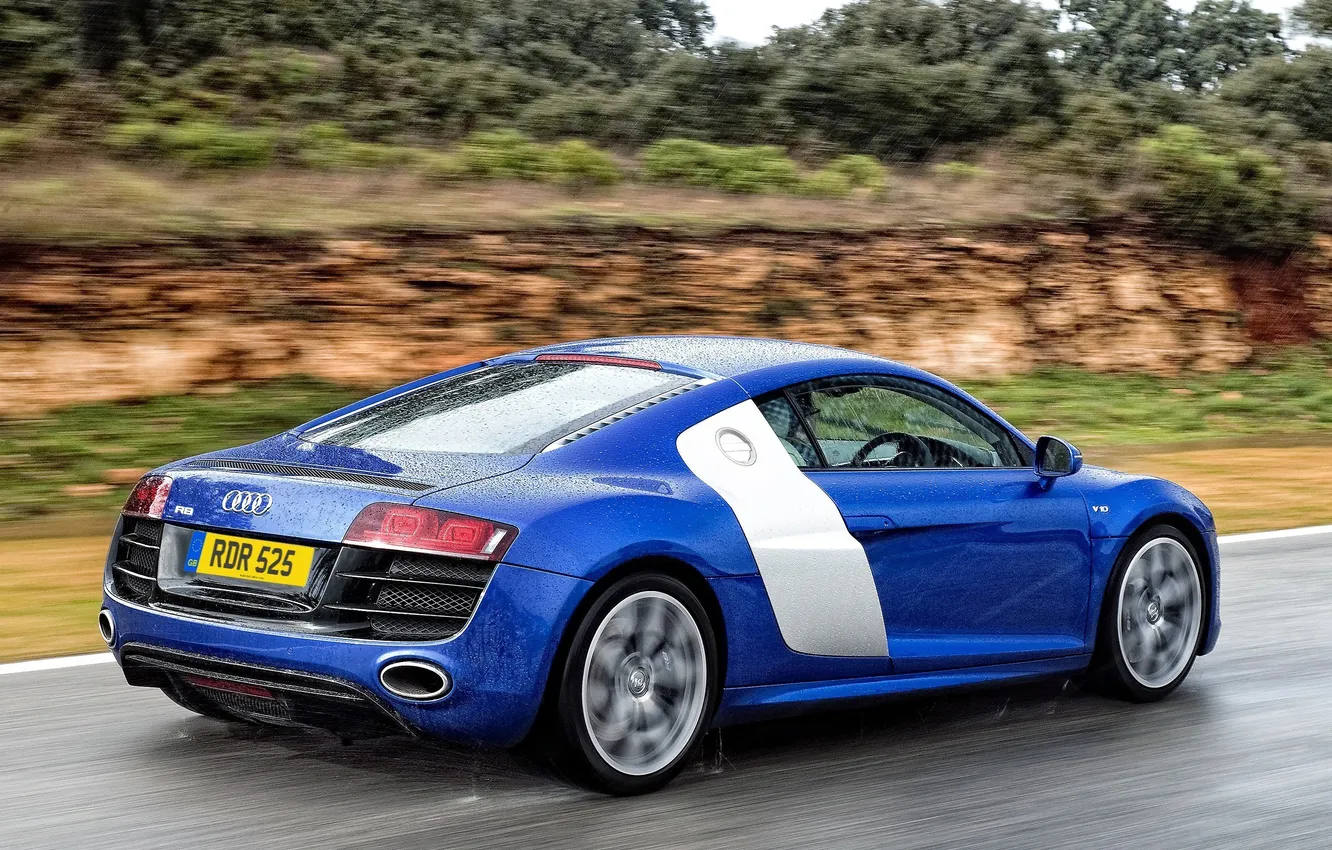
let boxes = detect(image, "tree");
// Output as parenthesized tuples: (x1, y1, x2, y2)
(1060, 0, 1182, 90)
(1222, 48, 1332, 142)
(782, 46, 1022, 159)
(78, 0, 128, 72)
(1139, 124, 1311, 258)
(0, 0, 77, 116)
(1179, 0, 1284, 91)
(777, 0, 1064, 158)
(1293, 0, 1332, 36)
(801, 0, 1059, 63)
(613, 43, 788, 144)
(635, 0, 714, 50)
(475, 0, 655, 87)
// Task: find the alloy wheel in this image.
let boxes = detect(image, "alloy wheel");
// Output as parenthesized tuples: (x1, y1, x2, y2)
(580, 590, 708, 777)
(1116, 537, 1203, 689)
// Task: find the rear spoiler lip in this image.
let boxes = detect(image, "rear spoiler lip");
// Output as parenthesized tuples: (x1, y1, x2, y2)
(176, 458, 436, 495)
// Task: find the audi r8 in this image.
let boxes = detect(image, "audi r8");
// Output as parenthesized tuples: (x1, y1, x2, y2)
(100, 336, 1220, 794)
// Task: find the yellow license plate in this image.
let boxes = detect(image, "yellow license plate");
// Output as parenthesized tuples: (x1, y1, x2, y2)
(185, 531, 315, 588)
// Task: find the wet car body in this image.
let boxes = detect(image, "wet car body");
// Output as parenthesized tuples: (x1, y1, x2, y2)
(101, 336, 1220, 789)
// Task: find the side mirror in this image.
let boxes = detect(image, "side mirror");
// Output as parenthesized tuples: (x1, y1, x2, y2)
(1035, 436, 1082, 479)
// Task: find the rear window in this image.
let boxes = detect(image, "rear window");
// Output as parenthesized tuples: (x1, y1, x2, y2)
(303, 363, 693, 455)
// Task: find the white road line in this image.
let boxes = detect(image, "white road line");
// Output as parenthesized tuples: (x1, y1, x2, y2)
(3, 524, 1331, 677)
(1218, 524, 1332, 546)
(0, 652, 114, 676)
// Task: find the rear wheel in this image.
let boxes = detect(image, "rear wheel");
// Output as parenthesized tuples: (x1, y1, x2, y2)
(551, 573, 717, 795)
(1092, 526, 1204, 702)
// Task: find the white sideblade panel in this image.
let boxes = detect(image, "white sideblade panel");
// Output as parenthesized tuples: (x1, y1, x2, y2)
(677, 401, 888, 657)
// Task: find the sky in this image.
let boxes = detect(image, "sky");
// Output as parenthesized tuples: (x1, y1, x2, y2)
(707, 0, 1307, 45)
(707, 0, 846, 44)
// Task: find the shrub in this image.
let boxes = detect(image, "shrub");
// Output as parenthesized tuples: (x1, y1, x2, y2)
(641, 139, 799, 193)
(417, 151, 468, 182)
(1138, 124, 1311, 258)
(1059, 185, 1108, 221)
(460, 129, 553, 179)
(0, 126, 35, 162)
(1007, 119, 1060, 151)
(187, 49, 320, 104)
(1299, 140, 1332, 178)
(104, 120, 274, 167)
(147, 99, 204, 124)
(346, 143, 422, 168)
(291, 122, 352, 167)
(550, 140, 620, 188)
(800, 168, 854, 198)
(826, 154, 888, 194)
(716, 145, 798, 192)
(518, 90, 612, 141)
(935, 161, 987, 181)
(641, 138, 724, 185)
(1043, 88, 1152, 184)
(293, 122, 421, 169)
(104, 121, 168, 158)
(163, 122, 275, 168)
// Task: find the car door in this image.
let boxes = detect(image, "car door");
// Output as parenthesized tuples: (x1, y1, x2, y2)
(756, 375, 1092, 674)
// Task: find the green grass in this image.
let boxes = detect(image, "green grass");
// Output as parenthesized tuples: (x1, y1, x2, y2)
(0, 377, 363, 524)
(2, 349, 1331, 526)
(960, 345, 1332, 449)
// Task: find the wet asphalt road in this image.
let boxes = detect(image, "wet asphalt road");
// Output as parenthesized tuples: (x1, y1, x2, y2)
(3, 534, 1331, 850)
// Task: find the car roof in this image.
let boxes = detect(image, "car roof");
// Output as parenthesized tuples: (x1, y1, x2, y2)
(521, 335, 896, 380)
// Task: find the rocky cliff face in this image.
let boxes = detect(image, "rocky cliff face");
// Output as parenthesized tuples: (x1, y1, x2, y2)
(2, 228, 1328, 415)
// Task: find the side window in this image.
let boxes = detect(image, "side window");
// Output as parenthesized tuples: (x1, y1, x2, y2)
(756, 394, 822, 468)
(789, 376, 1028, 469)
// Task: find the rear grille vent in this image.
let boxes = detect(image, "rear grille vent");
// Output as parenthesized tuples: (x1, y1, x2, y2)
(194, 685, 294, 723)
(111, 518, 163, 603)
(542, 377, 716, 451)
(376, 584, 475, 615)
(329, 554, 493, 641)
(385, 555, 494, 584)
(183, 459, 435, 494)
(108, 524, 493, 643)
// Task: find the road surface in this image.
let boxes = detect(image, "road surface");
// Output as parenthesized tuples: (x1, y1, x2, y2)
(3, 533, 1330, 849)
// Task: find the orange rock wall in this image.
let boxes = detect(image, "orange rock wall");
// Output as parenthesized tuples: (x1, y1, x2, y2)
(2, 229, 1328, 416)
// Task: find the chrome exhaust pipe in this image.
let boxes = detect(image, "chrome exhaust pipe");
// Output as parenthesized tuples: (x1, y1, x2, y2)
(379, 660, 451, 701)
(97, 609, 116, 647)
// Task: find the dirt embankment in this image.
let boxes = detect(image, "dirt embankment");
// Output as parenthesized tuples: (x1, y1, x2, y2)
(2, 228, 1330, 416)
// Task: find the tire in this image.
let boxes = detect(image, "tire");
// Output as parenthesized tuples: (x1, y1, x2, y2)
(1090, 525, 1205, 702)
(549, 573, 718, 795)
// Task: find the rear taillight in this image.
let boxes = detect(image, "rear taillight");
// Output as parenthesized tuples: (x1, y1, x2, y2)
(343, 503, 515, 561)
(123, 475, 172, 519)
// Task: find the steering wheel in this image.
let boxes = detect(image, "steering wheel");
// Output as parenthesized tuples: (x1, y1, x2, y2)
(850, 431, 934, 468)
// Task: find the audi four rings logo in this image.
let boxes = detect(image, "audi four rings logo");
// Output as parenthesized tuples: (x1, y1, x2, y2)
(221, 490, 274, 516)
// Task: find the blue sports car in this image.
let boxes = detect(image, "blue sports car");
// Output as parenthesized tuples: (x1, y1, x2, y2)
(101, 336, 1220, 794)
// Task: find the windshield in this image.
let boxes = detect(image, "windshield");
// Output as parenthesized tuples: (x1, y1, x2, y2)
(303, 363, 693, 455)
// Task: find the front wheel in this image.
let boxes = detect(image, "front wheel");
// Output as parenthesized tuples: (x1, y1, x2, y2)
(1092, 526, 1205, 702)
(551, 573, 717, 795)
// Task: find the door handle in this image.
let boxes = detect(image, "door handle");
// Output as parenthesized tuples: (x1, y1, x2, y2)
(843, 515, 895, 535)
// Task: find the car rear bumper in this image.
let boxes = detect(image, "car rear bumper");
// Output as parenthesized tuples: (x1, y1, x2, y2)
(102, 562, 591, 747)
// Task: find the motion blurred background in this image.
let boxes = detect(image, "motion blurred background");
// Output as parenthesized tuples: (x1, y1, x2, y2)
(1, 0, 1331, 664)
